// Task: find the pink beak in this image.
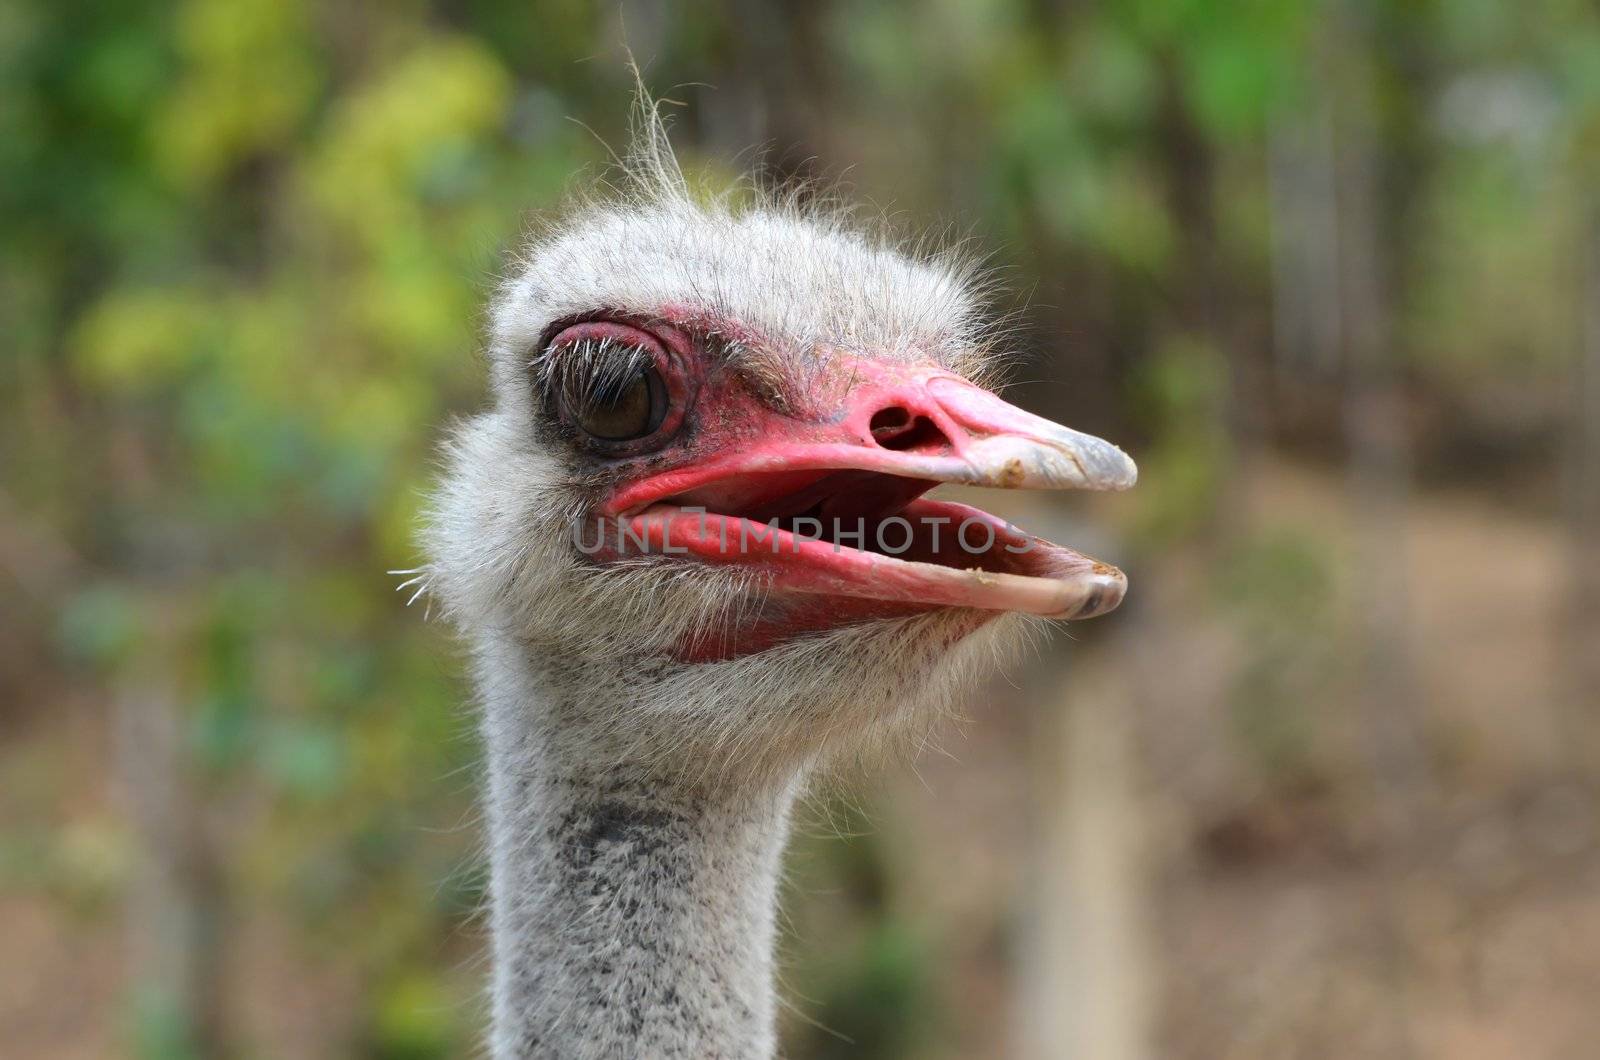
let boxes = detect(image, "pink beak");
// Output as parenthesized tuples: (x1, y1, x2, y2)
(599, 356, 1137, 622)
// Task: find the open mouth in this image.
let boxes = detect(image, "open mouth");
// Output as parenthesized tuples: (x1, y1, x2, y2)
(582, 359, 1137, 629)
(596, 463, 1129, 622)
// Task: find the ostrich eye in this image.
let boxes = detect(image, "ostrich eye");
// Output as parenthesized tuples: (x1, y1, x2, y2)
(542, 321, 691, 454)
(571, 359, 666, 441)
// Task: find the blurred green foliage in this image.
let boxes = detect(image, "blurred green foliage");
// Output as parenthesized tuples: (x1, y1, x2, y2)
(5, 0, 1600, 1056)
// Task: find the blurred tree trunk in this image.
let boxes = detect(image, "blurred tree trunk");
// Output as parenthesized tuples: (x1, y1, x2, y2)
(1, 481, 231, 1054)
(1155, 57, 1258, 539)
(1268, 95, 1343, 381)
(1337, 108, 1424, 797)
(1568, 208, 1600, 737)
(1331, 9, 1439, 1056)
(115, 663, 229, 1058)
(1334, 5, 1433, 804)
(1019, 637, 1153, 1060)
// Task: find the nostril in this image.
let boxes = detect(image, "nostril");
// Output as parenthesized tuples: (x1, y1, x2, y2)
(869, 406, 912, 438)
(870, 407, 950, 452)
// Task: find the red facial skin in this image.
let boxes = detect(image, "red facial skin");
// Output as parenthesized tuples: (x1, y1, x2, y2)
(553, 315, 1134, 661)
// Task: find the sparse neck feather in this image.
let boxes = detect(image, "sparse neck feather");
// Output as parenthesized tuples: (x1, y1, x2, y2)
(474, 638, 798, 1059)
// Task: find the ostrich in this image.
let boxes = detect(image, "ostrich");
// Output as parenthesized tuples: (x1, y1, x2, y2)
(418, 105, 1137, 1058)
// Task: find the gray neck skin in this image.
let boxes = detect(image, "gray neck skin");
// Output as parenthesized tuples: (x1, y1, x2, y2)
(475, 646, 798, 1059)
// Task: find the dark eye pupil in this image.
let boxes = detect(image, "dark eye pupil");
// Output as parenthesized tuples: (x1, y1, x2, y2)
(575, 365, 663, 441)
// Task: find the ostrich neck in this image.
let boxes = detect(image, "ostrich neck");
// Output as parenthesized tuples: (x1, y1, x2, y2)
(475, 645, 797, 1059)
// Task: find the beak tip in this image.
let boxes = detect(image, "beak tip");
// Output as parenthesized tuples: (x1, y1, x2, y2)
(1082, 567, 1128, 619)
(1042, 563, 1127, 621)
(1100, 446, 1139, 491)
(1048, 436, 1139, 492)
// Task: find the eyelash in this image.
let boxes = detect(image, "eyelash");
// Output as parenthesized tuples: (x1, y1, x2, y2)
(533, 336, 653, 417)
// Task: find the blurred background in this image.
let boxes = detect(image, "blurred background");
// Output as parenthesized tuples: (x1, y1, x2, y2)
(4, 0, 1599, 1056)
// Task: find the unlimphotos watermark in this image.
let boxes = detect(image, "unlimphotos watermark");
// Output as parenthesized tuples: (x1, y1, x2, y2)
(574, 508, 1035, 556)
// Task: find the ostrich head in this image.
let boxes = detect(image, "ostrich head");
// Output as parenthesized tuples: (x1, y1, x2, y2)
(424, 112, 1135, 790)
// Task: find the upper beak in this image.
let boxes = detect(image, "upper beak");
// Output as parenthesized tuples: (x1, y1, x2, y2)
(607, 360, 1136, 516)
(856, 372, 1137, 492)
